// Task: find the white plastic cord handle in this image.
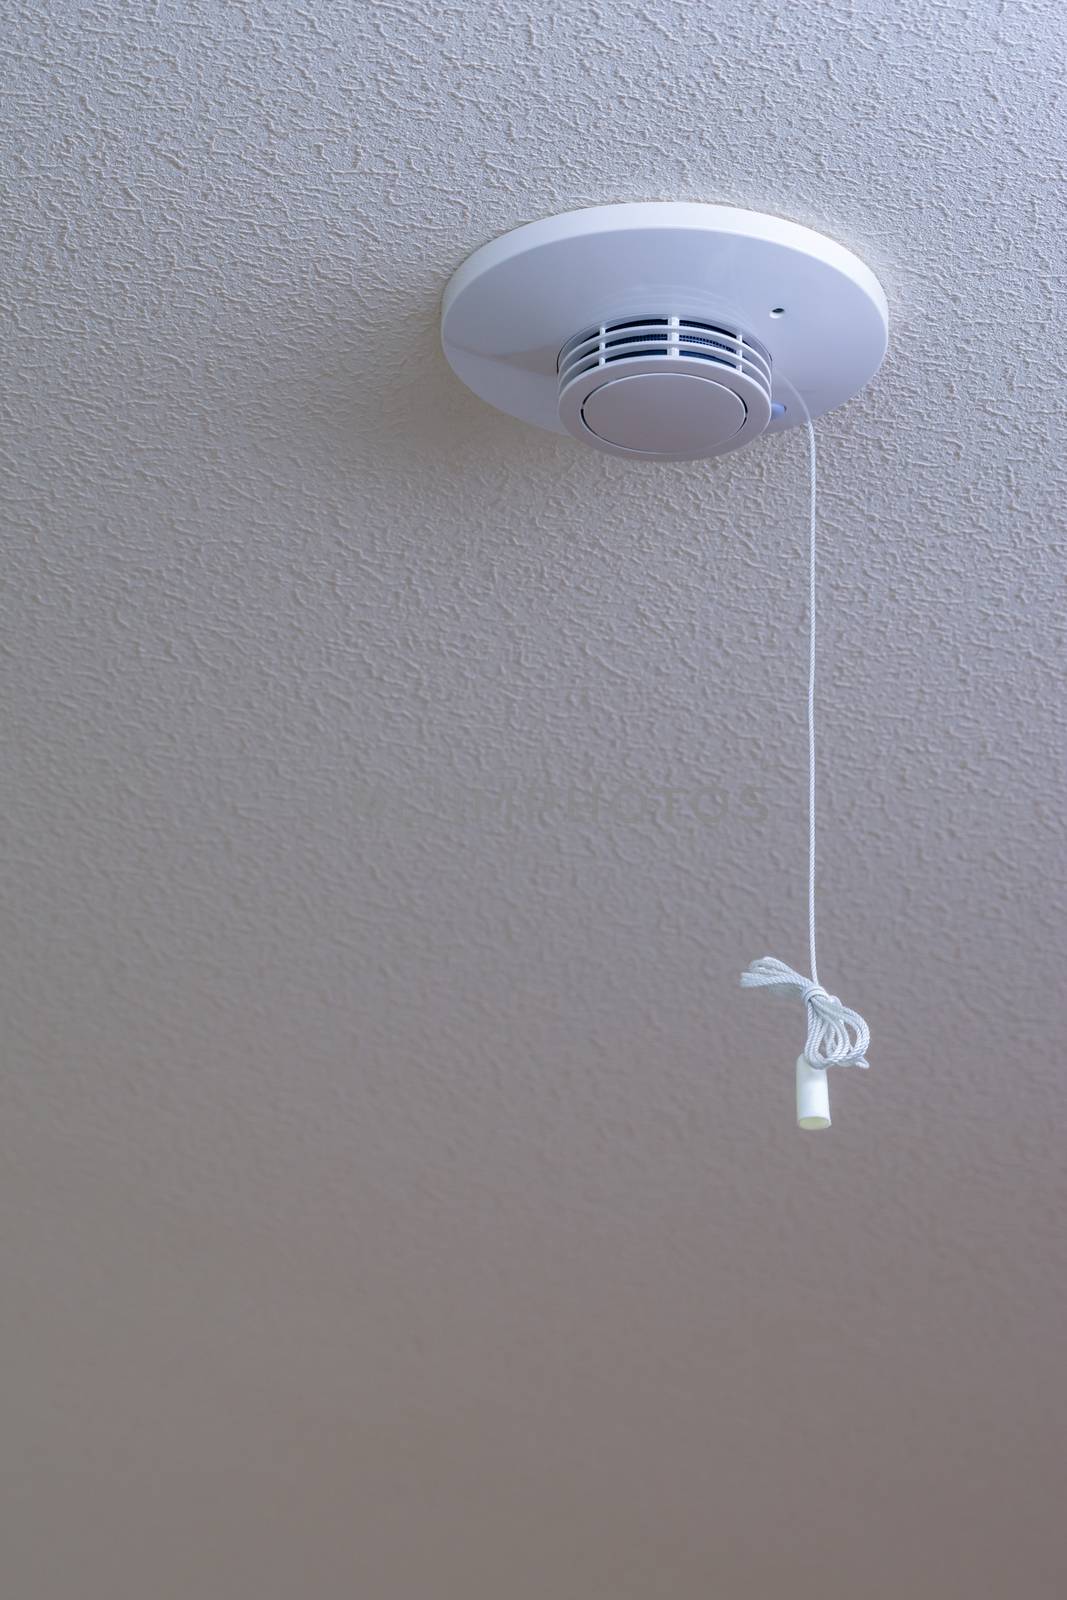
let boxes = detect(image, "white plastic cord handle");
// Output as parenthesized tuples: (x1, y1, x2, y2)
(796, 1055, 831, 1131)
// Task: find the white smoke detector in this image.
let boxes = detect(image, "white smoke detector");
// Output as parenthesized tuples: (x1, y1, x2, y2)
(441, 203, 888, 461)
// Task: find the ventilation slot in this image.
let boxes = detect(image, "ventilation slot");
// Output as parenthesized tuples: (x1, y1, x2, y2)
(558, 316, 772, 402)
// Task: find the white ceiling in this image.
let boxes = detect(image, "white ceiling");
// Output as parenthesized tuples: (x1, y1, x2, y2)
(3, 2, 1067, 1596)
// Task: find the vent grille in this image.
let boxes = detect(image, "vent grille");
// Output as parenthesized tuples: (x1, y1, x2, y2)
(558, 316, 772, 400)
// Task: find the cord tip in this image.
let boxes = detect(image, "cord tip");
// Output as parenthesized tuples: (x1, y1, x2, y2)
(796, 1054, 831, 1130)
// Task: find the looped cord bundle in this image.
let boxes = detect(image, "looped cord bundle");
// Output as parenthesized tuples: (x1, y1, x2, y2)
(740, 957, 869, 1069)
(740, 411, 871, 1125)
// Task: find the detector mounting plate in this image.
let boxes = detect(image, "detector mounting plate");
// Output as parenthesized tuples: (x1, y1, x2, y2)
(441, 203, 888, 461)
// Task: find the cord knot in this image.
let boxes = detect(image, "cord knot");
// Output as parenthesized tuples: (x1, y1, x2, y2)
(740, 956, 871, 1070)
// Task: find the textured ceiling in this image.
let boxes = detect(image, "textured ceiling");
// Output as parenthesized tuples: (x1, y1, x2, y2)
(3, 2, 1067, 1596)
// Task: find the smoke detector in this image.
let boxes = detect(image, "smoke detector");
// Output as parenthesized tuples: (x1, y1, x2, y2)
(441, 203, 888, 461)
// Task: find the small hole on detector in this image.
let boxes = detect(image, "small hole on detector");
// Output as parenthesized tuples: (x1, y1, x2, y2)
(770, 306, 785, 317)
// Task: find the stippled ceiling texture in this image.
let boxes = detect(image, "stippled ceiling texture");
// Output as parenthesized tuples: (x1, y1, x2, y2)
(3, 2, 1066, 1597)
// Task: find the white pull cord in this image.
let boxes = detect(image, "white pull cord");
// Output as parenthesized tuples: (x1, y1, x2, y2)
(740, 416, 871, 1127)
